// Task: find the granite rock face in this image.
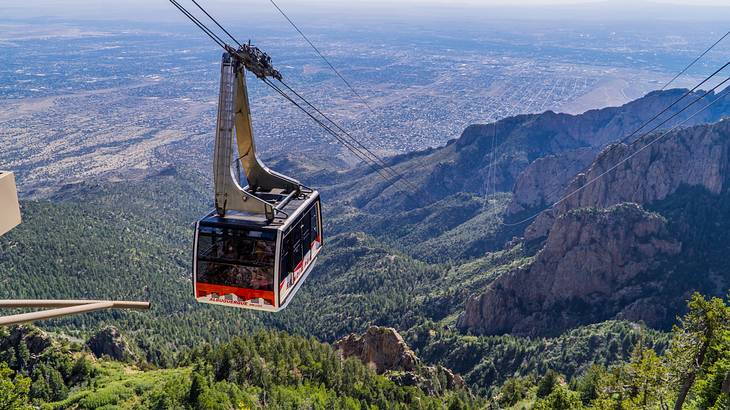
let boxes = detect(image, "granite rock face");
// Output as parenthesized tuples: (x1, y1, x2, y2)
(525, 120, 730, 241)
(335, 326, 466, 394)
(458, 203, 682, 336)
(506, 147, 597, 217)
(334, 326, 419, 373)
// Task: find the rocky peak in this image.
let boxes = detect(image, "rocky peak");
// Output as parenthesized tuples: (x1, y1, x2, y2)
(458, 203, 682, 336)
(86, 326, 137, 362)
(2, 325, 52, 355)
(335, 326, 466, 394)
(335, 326, 418, 373)
(506, 147, 597, 217)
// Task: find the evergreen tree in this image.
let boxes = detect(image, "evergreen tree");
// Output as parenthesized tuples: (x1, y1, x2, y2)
(16, 344, 29, 375)
(29, 367, 50, 402)
(0, 362, 31, 410)
(667, 293, 730, 409)
(533, 385, 584, 410)
(574, 364, 607, 405)
(46, 367, 69, 401)
(536, 370, 561, 399)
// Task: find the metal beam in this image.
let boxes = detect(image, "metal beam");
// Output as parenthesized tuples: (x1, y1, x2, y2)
(0, 300, 151, 326)
(0, 300, 150, 309)
(0, 171, 21, 237)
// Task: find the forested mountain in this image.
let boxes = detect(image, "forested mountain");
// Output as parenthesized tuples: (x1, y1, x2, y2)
(2, 88, 730, 407)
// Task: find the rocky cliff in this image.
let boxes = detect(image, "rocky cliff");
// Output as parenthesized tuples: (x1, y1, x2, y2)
(525, 119, 730, 241)
(335, 325, 419, 373)
(459, 203, 682, 336)
(460, 116, 730, 336)
(1, 325, 52, 356)
(335, 326, 466, 394)
(506, 147, 597, 217)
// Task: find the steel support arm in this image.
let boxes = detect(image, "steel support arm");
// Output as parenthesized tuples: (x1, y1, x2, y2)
(0, 299, 151, 326)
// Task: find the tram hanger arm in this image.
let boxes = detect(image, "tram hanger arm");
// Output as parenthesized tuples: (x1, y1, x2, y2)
(0, 299, 150, 326)
(212, 52, 300, 219)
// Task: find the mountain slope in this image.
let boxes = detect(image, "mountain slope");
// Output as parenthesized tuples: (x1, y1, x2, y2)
(311, 89, 730, 263)
(460, 119, 730, 336)
(325, 89, 730, 213)
(3, 88, 730, 397)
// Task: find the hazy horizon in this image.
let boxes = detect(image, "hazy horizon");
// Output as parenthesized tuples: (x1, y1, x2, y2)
(3, 0, 730, 24)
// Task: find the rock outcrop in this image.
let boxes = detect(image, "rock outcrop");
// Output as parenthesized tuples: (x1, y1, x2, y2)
(506, 147, 597, 217)
(86, 326, 137, 362)
(525, 119, 730, 241)
(459, 203, 682, 336)
(335, 326, 418, 373)
(335, 326, 466, 394)
(1, 325, 52, 355)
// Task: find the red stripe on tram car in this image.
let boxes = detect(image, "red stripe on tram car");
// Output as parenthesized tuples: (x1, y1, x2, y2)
(311, 235, 322, 248)
(196, 282, 275, 306)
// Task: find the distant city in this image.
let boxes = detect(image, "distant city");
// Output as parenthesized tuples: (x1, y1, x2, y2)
(1, 18, 727, 197)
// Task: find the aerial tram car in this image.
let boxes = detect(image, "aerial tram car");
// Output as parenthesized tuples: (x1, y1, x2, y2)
(193, 46, 323, 312)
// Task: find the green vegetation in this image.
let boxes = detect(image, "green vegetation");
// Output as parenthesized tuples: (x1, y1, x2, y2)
(0, 362, 31, 410)
(493, 293, 730, 409)
(3, 163, 730, 403)
(410, 320, 668, 397)
(0, 325, 476, 409)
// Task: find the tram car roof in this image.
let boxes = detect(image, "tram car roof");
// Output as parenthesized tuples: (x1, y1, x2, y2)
(199, 189, 320, 232)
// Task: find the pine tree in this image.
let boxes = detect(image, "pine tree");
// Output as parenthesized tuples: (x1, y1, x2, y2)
(46, 367, 68, 402)
(667, 293, 730, 409)
(0, 363, 31, 410)
(574, 364, 607, 405)
(29, 367, 50, 402)
(16, 344, 30, 375)
(536, 370, 560, 398)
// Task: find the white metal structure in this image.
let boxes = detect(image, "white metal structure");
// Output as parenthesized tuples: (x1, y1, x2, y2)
(0, 171, 21, 236)
(0, 171, 151, 325)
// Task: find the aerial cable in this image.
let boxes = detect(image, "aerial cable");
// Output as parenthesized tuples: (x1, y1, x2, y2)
(169, 0, 227, 49)
(661, 30, 730, 91)
(262, 79, 387, 177)
(168, 0, 426, 205)
(264, 79, 396, 186)
(617, 60, 730, 146)
(267, 0, 377, 116)
(502, 59, 730, 225)
(483, 80, 537, 213)
(267, 78, 427, 206)
(263, 78, 427, 207)
(275, 79, 425, 195)
(502, 75, 730, 227)
(190, 0, 243, 47)
(480, 81, 523, 211)
(276, 79, 406, 181)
